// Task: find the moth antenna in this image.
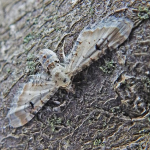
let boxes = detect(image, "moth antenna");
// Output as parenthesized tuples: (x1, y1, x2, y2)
(59, 40, 67, 63)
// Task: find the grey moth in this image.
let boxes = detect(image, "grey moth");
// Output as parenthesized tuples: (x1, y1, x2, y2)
(7, 16, 133, 128)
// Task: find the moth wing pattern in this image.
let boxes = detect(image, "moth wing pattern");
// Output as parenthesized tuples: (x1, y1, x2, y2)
(67, 16, 133, 75)
(7, 74, 58, 128)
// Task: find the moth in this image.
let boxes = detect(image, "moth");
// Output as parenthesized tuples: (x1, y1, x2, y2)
(7, 16, 133, 128)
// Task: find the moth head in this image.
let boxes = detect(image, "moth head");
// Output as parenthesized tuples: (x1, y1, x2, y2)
(38, 49, 60, 70)
(51, 65, 71, 88)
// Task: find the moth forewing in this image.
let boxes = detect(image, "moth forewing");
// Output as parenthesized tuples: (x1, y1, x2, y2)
(7, 104, 34, 128)
(7, 76, 58, 128)
(67, 17, 133, 75)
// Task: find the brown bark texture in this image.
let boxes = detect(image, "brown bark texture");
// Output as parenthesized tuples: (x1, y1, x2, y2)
(0, 0, 150, 149)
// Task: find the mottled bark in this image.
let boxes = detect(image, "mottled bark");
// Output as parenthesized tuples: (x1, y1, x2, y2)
(0, 0, 150, 149)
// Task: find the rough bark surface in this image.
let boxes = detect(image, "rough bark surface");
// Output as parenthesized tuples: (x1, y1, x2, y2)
(0, 0, 150, 149)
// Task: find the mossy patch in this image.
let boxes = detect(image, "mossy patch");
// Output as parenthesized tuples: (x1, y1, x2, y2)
(23, 33, 35, 44)
(138, 6, 150, 20)
(100, 60, 115, 74)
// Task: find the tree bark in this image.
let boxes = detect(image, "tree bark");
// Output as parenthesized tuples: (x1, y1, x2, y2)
(0, 0, 150, 149)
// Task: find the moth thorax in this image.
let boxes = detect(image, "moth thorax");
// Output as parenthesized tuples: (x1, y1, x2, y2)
(51, 65, 71, 87)
(38, 49, 60, 70)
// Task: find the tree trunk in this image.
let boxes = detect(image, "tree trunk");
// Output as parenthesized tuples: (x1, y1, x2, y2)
(0, 0, 150, 149)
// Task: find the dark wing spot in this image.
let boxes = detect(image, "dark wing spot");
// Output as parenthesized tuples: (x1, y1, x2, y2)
(95, 44, 100, 50)
(43, 55, 47, 58)
(30, 102, 34, 109)
(40, 100, 44, 104)
(55, 60, 60, 63)
(63, 78, 67, 83)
